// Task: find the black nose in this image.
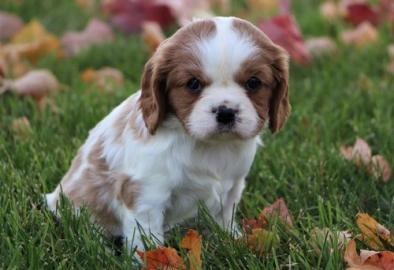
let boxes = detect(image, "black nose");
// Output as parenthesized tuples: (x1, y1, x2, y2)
(216, 105, 236, 125)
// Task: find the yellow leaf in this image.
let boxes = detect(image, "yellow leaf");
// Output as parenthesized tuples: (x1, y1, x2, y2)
(11, 20, 61, 63)
(180, 229, 202, 270)
(356, 213, 393, 250)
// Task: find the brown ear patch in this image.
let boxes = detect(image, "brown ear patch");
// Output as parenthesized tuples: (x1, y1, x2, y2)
(139, 19, 216, 135)
(232, 18, 290, 133)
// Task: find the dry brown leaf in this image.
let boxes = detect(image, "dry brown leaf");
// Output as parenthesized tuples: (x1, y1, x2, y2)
(388, 45, 394, 59)
(352, 137, 372, 166)
(369, 155, 392, 183)
(386, 60, 394, 75)
(1, 69, 60, 105)
(260, 197, 293, 227)
(137, 247, 185, 270)
(61, 18, 114, 57)
(0, 11, 24, 41)
(340, 139, 391, 182)
(341, 22, 378, 47)
(306, 37, 337, 58)
(180, 229, 202, 270)
(142, 22, 165, 55)
(11, 20, 61, 63)
(11, 116, 32, 140)
(320, 1, 340, 22)
(80, 67, 123, 93)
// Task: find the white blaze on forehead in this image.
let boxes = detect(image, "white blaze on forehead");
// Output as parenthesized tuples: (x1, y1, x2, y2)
(196, 17, 258, 83)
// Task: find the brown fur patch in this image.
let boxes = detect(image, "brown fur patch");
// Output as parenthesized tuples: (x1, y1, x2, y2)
(139, 20, 216, 134)
(232, 18, 290, 133)
(60, 139, 139, 234)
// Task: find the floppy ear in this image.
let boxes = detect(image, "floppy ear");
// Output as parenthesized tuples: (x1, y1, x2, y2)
(139, 57, 167, 135)
(269, 47, 291, 133)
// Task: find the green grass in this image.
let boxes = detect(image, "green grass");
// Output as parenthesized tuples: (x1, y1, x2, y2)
(1, 0, 393, 269)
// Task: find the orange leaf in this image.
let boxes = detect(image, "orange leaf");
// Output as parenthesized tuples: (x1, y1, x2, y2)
(364, 251, 394, 270)
(138, 247, 185, 270)
(11, 20, 61, 63)
(180, 229, 202, 270)
(344, 239, 394, 270)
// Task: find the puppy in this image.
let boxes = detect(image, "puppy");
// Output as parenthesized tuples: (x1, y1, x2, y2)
(45, 17, 290, 250)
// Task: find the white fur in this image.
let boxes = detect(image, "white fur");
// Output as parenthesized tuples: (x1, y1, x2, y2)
(45, 17, 263, 250)
(188, 17, 260, 140)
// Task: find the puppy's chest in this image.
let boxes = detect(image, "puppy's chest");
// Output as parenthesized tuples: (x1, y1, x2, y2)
(164, 175, 235, 226)
(162, 141, 255, 226)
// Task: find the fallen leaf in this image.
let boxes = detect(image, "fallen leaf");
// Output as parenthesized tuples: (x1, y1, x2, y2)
(242, 197, 292, 234)
(1, 69, 60, 105)
(11, 116, 32, 140)
(388, 45, 394, 59)
(341, 22, 378, 47)
(258, 15, 311, 65)
(61, 18, 114, 57)
(340, 138, 391, 182)
(345, 3, 379, 26)
(75, 0, 97, 11)
(137, 247, 185, 270)
(344, 239, 394, 270)
(351, 138, 372, 167)
(363, 251, 394, 270)
(246, 228, 280, 256)
(369, 155, 392, 183)
(378, 0, 394, 23)
(80, 67, 123, 93)
(10, 20, 61, 63)
(306, 37, 338, 58)
(180, 229, 202, 270)
(356, 213, 393, 250)
(248, 0, 279, 16)
(102, 0, 175, 33)
(0, 11, 24, 41)
(320, 1, 340, 22)
(260, 197, 293, 227)
(142, 22, 165, 54)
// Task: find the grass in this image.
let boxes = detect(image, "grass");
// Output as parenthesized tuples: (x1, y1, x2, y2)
(1, 0, 393, 269)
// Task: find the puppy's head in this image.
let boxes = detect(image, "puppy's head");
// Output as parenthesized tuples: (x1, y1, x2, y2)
(140, 17, 290, 140)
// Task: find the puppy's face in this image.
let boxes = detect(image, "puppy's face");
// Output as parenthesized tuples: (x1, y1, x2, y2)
(140, 17, 290, 140)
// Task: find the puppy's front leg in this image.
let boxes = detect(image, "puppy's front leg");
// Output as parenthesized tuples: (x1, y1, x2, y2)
(216, 178, 246, 237)
(122, 188, 170, 251)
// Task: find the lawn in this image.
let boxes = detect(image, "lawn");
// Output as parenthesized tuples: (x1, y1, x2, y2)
(0, 0, 393, 269)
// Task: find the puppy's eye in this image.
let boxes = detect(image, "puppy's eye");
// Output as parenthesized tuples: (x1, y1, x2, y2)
(186, 78, 202, 93)
(245, 76, 262, 92)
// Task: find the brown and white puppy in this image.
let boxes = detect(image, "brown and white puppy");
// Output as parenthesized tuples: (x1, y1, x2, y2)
(45, 17, 290, 250)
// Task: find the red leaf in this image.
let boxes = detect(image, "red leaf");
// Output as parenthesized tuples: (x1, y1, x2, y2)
(137, 247, 185, 270)
(260, 197, 293, 227)
(345, 3, 379, 26)
(258, 15, 311, 65)
(102, 0, 175, 34)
